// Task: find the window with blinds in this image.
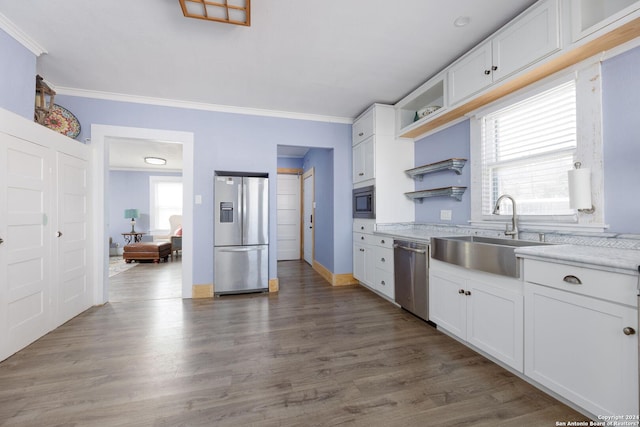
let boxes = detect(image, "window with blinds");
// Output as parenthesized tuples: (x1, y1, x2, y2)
(480, 80, 577, 217)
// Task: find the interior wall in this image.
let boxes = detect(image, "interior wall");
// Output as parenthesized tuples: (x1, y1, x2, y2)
(302, 148, 334, 271)
(414, 120, 471, 225)
(602, 45, 640, 233)
(53, 94, 351, 285)
(109, 170, 182, 247)
(0, 29, 36, 120)
(277, 157, 303, 169)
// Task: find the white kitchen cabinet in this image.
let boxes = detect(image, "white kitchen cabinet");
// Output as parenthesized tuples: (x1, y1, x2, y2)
(523, 258, 638, 417)
(448, 0, 560, 105)
(352, 136, 374, 184)
(352, 108, 374, 146)
(570, 0, 640, 42)
(353, 219, 395, 300)
(429, 260, 524, 371)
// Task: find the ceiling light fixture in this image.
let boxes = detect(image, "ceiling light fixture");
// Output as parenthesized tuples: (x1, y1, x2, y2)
(179, 0, 250, 26)
(145, 157, 167, 165)
(454, 16, 471, 27)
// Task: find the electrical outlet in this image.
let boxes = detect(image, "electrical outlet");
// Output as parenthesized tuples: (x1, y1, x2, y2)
(440, 210, 452, 221)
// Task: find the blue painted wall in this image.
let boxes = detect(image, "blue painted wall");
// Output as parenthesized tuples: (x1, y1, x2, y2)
(414, 120, 470, 225)
(277, 157, 304, 169)
(303, 148, 334, 271)
(109, 170, 182, 247)
(54, 94, 352, 285)
(0, 29, 36, 119)
(602, 45, 640, 233)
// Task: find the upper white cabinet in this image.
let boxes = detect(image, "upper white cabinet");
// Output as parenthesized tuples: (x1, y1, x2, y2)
(395, 74, 446, 136)
(449, 0, 561, 105)
(571, 0, 640, 42)
(352, 104, 414, 223)
(352, 136, 374, 184)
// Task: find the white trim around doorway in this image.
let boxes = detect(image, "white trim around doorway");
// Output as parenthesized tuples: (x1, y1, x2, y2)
(91, 124, 195, 303)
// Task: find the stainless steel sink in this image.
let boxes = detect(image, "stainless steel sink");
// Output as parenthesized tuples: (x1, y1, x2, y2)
(430, 235, 551, 278)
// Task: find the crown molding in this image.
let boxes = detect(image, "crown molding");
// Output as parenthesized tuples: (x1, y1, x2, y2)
(0, 13, 47, 56)
(56, 87, 354, 125)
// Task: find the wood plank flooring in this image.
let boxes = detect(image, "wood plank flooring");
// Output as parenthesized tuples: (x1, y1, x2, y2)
(0, 260, 587, 426)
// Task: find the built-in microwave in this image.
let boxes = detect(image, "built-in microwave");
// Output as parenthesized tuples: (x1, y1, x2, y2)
(353, 185, 375, 219)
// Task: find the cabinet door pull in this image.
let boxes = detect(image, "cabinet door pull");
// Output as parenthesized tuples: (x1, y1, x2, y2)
(380, 257, 385, 262)
(56, 231, 63, 238)
(623, 327, 636, 336)
(380, 280, 386, 286)
(359, 248, 365, 252)
(0, 237, 3, 245)
(360, 226, 364, 230)
(464, 290, 471, 296)
(562, 275, 582, 285)
(492, 65, 498, 71)
(380, 239, 385, 244)
(358, 172, 364, 176)
(484, 69, 491, 75)
(458, 289, 465, 294)
(361, 236, 364, 240)
(358, 132, 364, 137)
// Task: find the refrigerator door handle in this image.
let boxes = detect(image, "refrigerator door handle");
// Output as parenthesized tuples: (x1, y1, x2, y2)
(217, 246, 265, 252)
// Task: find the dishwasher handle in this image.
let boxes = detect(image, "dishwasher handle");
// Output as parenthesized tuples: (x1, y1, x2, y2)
(393, 243, 426, 254)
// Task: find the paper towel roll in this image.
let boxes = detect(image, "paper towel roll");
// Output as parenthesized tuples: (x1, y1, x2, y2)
(568, 167, 591, 210)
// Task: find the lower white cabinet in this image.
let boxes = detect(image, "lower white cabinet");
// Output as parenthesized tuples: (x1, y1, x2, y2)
(523, 259, 638, 417)
(430, 260, 524, 371)
(353, 219, 394, 300)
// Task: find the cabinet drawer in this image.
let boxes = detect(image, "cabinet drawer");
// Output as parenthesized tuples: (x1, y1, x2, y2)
(523, 259, 637, 306)
(352, 110, 374, 145)
(375, 268, 394, 299)
(353, 232, 373, 245)
(374, 235, 394, 248)
(375, 246, 394, 273)
(353, 219, 374, 234)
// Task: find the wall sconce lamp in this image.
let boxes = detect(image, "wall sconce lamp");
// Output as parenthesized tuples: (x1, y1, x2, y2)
(34, 74, 56, 125)
(124, 209, 140, 233)
(568, 162, 595, 214)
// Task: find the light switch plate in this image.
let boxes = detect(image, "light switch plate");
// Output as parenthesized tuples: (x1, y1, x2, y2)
(440, 210, 452, 221)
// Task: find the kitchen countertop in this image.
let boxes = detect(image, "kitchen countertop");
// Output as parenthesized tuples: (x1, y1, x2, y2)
(515, 244, 640, 275)
(373, 223, 640, 276)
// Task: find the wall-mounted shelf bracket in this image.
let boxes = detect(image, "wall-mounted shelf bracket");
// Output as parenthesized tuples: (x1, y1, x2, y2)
(406, 158, 467, 181)
(405, 186, 467, 202)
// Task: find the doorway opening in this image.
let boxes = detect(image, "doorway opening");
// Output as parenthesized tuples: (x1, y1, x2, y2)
(91, 124, 194, 304)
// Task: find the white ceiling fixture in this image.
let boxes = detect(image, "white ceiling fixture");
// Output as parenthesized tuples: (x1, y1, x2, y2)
(144, 157, 167, 165)
(108, 138, 183, 172)
(0, 0, 537, 119)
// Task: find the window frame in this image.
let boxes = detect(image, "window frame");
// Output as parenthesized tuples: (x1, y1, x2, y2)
(149, 175, 183, 235)
(470, 59, 605, 232)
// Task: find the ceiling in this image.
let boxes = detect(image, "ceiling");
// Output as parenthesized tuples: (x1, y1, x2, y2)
(108, 137, 183, 172)
(0, 0, 537, 121)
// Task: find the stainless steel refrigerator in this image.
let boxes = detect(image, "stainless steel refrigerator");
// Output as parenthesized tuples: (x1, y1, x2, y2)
(214, 174, 269, 295)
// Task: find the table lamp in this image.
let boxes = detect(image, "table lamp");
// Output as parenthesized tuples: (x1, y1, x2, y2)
(124, 209, 140, 233)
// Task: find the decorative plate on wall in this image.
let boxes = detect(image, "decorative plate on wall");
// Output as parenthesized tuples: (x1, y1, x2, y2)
(44, 104, 81, 139)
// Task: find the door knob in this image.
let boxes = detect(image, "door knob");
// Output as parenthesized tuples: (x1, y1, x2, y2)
(484, 69, 491, 75)
(458, 289, 465, 294)
(464, 290, 471, 296)
(56, 231, 63, 237)
(623, 327, 636, 336)
(0, 237, 3, 245)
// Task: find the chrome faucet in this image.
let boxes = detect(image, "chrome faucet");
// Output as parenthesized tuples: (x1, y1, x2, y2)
(493, 194, 519, 239)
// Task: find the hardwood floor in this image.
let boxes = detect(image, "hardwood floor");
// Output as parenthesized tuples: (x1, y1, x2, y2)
(109, 256, 182, 302)
(0, 260, 587, 426)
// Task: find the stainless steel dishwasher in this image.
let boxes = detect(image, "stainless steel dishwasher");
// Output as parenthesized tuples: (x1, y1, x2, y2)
(393, 240, 429, 321)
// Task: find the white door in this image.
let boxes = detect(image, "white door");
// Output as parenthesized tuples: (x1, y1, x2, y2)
(0, 134, 51, 361)
(276, 174, 301, 260)
(55, 152, 91, 326)
(302, 169, 314, 265)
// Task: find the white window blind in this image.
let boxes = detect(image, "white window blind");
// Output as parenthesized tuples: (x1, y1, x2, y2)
(480, 80, 577, 217)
